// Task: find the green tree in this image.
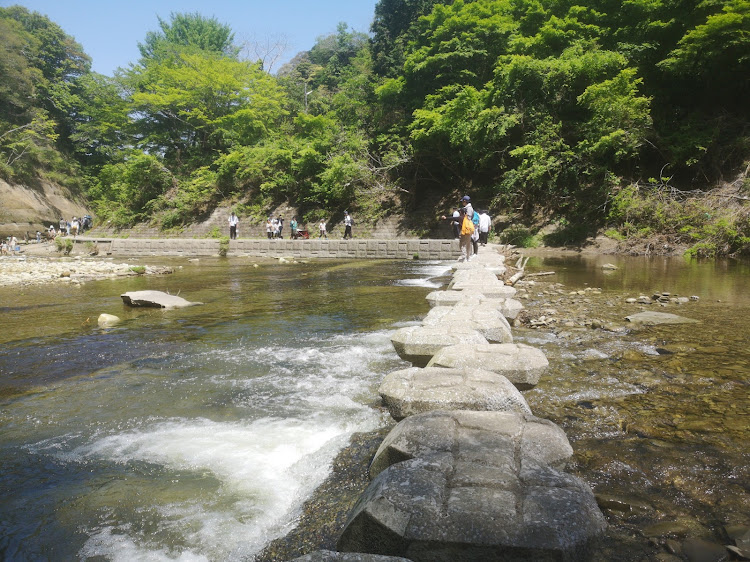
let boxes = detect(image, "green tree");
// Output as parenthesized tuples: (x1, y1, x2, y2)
(138, 12, 239, 64)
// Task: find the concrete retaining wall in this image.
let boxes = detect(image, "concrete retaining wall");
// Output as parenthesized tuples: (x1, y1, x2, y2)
(79, 237, 459, 260)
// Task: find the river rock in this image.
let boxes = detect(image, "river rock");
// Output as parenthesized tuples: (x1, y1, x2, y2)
(378, 367, 531, 421)
(426, 343, 549, 390)
(369, 410, 573, 478)
(120, 290, 202, 309)
(625, 311, 699, 326)
(338, 451, 605, 560)
(291, 551, 412, 562)
(97, 313, 121, 327)
(390, 325, 487, 367)
(422, 305, 513, 343)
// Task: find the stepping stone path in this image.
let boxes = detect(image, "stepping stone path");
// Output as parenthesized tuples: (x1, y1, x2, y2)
(334, 249, 606, 561)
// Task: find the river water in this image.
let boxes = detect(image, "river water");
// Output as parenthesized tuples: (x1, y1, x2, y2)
(0, 254, 747, 561)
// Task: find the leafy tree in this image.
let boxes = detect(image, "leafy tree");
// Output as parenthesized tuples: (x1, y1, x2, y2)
(370, 0, 451, 76)
(138, 12, 239, 64)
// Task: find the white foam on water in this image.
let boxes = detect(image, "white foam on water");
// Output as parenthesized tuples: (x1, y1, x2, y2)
(74, 416, 361, 560)
(67, 329, 400, 560)
(392, 278, 443, 288)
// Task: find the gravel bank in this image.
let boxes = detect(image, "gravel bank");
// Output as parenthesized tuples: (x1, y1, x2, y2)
(0, 255, 172, 287)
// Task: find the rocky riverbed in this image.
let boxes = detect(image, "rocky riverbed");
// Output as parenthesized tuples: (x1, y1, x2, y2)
(0, 255, 173, 286)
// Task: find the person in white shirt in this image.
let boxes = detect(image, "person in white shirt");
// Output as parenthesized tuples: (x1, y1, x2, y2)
(228, 212, 239, 239)
(343, 211, 353, 239)
(478, 210, 492, 246)
(319, 219, 327, 239)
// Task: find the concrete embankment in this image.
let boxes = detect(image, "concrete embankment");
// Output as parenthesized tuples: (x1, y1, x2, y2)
(296, 250, 607, 561)
(70, 237, 459, 260)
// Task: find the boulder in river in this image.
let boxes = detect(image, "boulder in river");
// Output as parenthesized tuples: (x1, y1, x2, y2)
(625, 311, 699, 326)
(338, 412, 605, 561)
(97, 313, 121, 327)
(379, 366, 531, 421)
(427, 343, 549, 390)
(121, 290, 202, 309)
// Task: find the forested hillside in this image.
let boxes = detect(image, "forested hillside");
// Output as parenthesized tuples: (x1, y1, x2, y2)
(1, 1, 748, 255)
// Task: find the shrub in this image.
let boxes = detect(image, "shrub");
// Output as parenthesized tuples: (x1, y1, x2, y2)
(54, 237, 73, 255)
(218, 236, 230, 257)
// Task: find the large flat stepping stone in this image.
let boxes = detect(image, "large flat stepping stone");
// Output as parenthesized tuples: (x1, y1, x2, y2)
(378, 367, 531, 421)
(427, 343, 548, 390)
(448, 278, 517, 298)
(121, 290, 201, 309)
(370, 410, 574, 478)
(338, 447, 606, 559)
(450, 268, 500, 284)
(423, 305, 513, 343)
(625, 311, 699, 326)
(390, 325, 487, 367)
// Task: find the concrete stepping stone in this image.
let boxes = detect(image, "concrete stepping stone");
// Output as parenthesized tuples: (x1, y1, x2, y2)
(425, 291, 524, 319)
(378, 367, 531, 421)
(426, 343, 548, 390)
(448, 278, 517, 298)
(369, 410, 574, 478)
(338, 412, 606, 560)
(390, 325, 487, 367)
(422, 305, 513, 343)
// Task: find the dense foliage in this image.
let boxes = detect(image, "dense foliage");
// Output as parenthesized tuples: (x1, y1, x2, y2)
(1, 1, 748, 253)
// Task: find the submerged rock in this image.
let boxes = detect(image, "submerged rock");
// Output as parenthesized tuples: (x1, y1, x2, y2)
(625, 311, 699, 326)
(291, 551, 412, 561)
(120, 290, 202, 309)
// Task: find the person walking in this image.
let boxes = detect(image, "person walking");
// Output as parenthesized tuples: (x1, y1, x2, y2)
(451, 208, 460, 239)
(277, 215, 284, 239)
(290, 217, 298, 239)
(228, 211, 239, 240)
(319, 219, 328, 239)
(343, 211, 353, 239)
(266, 217, 273, 239)
(478, 210, 491, 246)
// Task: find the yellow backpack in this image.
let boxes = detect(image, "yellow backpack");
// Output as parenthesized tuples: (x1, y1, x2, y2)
(461, 213, 475, 235)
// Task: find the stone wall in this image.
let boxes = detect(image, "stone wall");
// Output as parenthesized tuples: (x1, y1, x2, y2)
(80, 237, 459, 260)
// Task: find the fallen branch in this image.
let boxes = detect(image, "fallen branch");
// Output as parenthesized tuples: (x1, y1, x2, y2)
(526, 271, 555, 277)
(506, 270, 525, 285)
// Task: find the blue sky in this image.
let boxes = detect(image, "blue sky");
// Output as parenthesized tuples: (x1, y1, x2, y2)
(1, 0, 380, 75)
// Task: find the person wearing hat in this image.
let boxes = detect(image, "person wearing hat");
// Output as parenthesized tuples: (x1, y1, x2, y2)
(442, 195, 476, 261)
(343, 211, 353, 239)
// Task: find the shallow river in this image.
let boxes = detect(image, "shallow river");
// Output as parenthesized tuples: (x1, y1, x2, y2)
(0, 254, 747, 561)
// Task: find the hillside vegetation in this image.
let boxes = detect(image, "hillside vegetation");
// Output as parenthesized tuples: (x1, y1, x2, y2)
(1, 1, 748, 255)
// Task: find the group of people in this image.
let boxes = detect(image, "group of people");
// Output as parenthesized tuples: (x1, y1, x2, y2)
(443, 195, 493, 262)
(229, 211, 353, 240)
(48, 215, 91, 238)
(1, 235, 19, 255)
